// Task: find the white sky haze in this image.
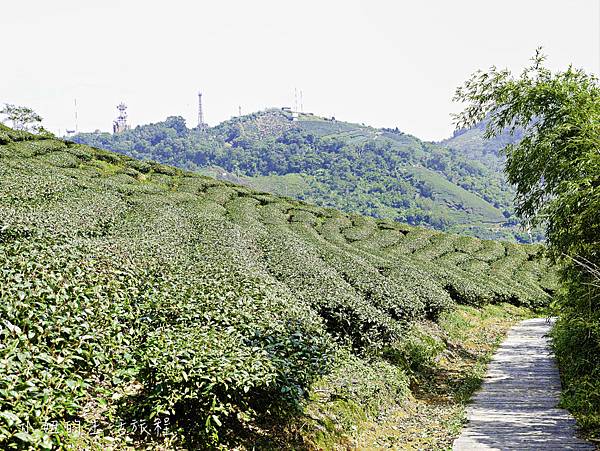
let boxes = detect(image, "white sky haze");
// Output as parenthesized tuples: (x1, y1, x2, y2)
(1, 0, 599, 140)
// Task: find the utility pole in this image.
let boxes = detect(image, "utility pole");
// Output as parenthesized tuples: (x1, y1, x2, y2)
(294, 87, 298, 111)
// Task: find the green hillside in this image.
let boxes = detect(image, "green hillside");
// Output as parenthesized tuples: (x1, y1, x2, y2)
(0, 125, 554, 449)
(71, 111, 530, 241)
(440, 119, 524, 171)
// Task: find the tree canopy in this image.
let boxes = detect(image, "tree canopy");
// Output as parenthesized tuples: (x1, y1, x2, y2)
(0, 104, 43, 132)
(454, 49, 600, 261)
(71, 112, 529, 240)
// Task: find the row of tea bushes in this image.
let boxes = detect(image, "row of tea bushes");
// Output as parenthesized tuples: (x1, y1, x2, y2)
(0, 125, 555, 448)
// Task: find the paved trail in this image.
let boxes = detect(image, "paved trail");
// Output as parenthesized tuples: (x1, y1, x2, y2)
(453, 318, 594, 451)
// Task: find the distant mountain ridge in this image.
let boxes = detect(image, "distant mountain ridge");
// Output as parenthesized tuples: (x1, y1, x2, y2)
(71, 110, 531, 241)
(439, 119, 524, 171)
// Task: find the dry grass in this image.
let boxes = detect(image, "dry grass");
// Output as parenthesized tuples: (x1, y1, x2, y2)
(336, 303, 535, 450)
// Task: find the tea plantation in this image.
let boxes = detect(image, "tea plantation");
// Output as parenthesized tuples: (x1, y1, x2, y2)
(71, 111, 531, 241)
(0, 125, 555, 449)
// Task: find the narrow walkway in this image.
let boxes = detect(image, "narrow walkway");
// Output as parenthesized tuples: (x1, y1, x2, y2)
(453, 318, 594, 450)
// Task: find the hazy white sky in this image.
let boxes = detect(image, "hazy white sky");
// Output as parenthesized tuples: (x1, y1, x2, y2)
(1, 0, 598, 140)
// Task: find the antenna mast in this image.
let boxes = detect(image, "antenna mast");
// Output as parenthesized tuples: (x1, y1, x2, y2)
(197, 92, 206, 129)
(74, 99, 78, 132)
(112, 103, 130, 134)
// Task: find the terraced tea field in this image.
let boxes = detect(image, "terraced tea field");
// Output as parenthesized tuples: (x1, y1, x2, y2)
(0, 124, 555, 449)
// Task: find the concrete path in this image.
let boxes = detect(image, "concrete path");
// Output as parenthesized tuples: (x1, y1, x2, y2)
(453, 318, 594, 451)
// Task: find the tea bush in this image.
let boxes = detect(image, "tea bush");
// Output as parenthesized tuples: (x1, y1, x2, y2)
(0, 125, 555, 448)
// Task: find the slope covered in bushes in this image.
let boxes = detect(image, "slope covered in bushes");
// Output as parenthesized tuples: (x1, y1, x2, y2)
(71, 111, 530, 241)
(440, 119, 523, 172)
(0, 125, 554, 449)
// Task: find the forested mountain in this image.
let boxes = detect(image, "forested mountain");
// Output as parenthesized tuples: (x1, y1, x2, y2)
(71, 110, 531, 241)
(440, 119, 524, 171)
(0, 124, 554, 448)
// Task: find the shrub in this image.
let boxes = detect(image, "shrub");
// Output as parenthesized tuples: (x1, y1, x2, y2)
(0, 128, 554, 448)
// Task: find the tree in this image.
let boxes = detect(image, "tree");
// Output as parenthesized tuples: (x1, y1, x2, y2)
(454, 49, 599, 261)
(164, 116, 188, 136)
(0, 104, 44, 132)
(454, 49, 600, 435)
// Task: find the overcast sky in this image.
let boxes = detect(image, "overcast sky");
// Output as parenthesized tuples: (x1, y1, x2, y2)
(1, 0, 599, 141)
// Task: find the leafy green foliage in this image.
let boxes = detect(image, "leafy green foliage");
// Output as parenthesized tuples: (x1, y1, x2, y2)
(0, 104, 44, 133)
(441, 118, 525, 172)
(304, 303, 535, 449)
(0, 124, 554, 448)
(70, 110, 528, 241)
(454, 50, 600, 438)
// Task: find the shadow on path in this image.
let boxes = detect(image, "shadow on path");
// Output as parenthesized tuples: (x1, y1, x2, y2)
(453, 318, 594, 451)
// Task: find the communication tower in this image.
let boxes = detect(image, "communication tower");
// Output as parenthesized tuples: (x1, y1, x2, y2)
(197, 92, 206, 129)
(112, 103, 130, 134)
